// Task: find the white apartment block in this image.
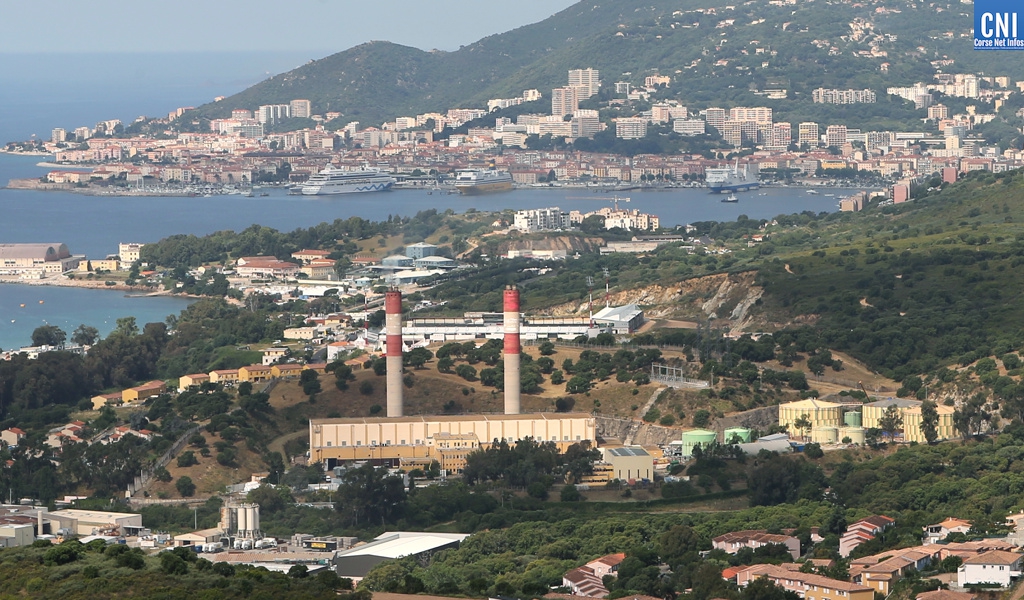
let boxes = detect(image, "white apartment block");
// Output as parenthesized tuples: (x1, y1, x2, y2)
(568, 68, 601, 98)
(673, 119, 706, 135)
(798, 122, 819, 146)
(257, 104, 290, 125)
(812, 88, 877, 104)
(704, 108, 727, 132)
(118, 243, 145, 267)
(289, 99, 312, 119)
(552, 87, 580, 117)
(645, 75, 671, 88)
(615, 118, 647, 139)
(51, 128, 66, 143)
(514, 208, 572, 232)
(729, 106, 773, 124)
(571, 110, 602, 139)
(826, 125, 848, 147)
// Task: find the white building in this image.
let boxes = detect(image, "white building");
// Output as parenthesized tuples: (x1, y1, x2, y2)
(958, 551, 1023, 587)
(615, 118, 647, 139)
(568, 68, 601, 98)
(514, 207, 572, 232)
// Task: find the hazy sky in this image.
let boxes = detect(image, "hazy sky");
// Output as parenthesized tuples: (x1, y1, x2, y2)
(1, 0, 578, 54)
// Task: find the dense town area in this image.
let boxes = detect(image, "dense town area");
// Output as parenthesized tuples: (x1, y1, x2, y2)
(5, 65, 1022, 204)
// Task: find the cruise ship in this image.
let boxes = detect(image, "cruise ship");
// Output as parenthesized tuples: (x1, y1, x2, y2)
(300, 166, 396, 195)
(454, 168, 514, 195)
(704, 161, 760, 193)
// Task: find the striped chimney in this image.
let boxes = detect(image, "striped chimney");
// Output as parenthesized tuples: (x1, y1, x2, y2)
(503, 285, 521, 415)
(385, 290, 404, 417)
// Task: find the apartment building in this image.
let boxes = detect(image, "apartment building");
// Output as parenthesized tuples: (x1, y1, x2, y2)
(568, 68, 601, 98)
(552, 87, 580, 117)
(737, 564, 875, 600)
(615, 118, 648, 139)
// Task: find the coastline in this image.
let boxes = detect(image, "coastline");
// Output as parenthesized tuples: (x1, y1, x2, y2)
(0, 276, 166, 295)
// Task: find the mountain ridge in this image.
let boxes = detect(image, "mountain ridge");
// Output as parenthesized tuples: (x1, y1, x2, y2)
(188, 0, 1020, 127)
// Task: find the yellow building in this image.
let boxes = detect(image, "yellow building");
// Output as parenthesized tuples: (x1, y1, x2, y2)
(122, 381, 166, 403)
(310, 413, 596, 466)
(737, 564, 874, 600)
(177, 373, 210, 392)
(209, 369, 239, 384)
(778, 398, 843, 432)
(901, 404, 956, 443)
(271, 364, 304, 379)
(91, 392, 122, 410)
(78, 259, 120, 272)
(238, 365, 272, 383)
(861, 398, 922, 431)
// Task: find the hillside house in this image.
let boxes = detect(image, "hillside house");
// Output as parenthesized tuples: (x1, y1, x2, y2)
(736, 564, 874, 600)
(840, 515, 895, 557)
(923, 518, 972, 545)
(713, 530, 801, 561)
(958, 550, 1024, 587)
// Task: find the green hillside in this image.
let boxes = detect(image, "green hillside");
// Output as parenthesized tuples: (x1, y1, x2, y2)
(188, 0, 1020, 127)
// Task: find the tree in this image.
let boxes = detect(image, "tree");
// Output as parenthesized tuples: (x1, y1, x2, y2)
(71, 324, 100, 346)
(538, 341, 556, 355)
(177, 451, 198, 468)
(405, 347, 433, 369)
(437, 356, 454, 373)
(176, 476, 196, 497)
(792, 414, 812, 440)
(334, 364, 355, 390)
(300, 369, 321, 396)
(31, 325, 66, 348)
(878, 405, 904, 440)
(560, 484, 582, 502)
(920, 399, 939, 444)
(237, 381, 253, 397)
(114, 316, 139, 337)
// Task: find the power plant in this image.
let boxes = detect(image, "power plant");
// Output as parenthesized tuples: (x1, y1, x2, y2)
(308, 285, 598, 471)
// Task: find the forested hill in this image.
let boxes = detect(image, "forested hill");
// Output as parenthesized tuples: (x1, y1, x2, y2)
(190, 0, 1019, 126)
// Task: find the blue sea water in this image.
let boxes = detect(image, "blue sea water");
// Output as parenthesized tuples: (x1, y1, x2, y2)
(0, 52, 863, 350)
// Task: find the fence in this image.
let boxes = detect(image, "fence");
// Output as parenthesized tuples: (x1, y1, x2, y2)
(650, 364, 710, 389)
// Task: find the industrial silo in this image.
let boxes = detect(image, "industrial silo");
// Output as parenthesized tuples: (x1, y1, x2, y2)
(237, 505, 248, 534)
(839, 426, 865, 445)
(723, 427, 752, 444)
(843, 411, 862, 427)
(680, 429, 718, 457)
(810, 426, 838, 444)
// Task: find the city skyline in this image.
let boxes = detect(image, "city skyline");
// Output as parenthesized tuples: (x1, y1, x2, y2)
(0, 0, 578, 54)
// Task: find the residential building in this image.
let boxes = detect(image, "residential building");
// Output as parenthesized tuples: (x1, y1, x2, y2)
(552, 87, 580, 117)
(586, 553, 626, 578)
(570, 110, 602, 139)
(257, 104, 290, 125)
(178, 373, 210, 392)
(514, 207, 572, 232)
(958, 551, 1023, 587)
(812, 88, 877, 104)
(923, 518, 972, 545)
(736, 564, 874, 600)
(798, 122, 820, 147)
(841, 515, 895, 558)
(208, 369, 240, 384)
(568, 68, 601, 98)
(673, 119, 706, 135)
(235, 257, 300, 278)
(51, 128, 66, 143)
(289, 99, 312, 119)
(729, 106, 773, 124)
(769, 122, 792, 149)
(0, 428, 26, 447)
(825, 125, 848, 147)
(645, 75, 671, 88)
(122, 380, 166, 403)
(563, 566, 609, 598)
(928, 104, 949, 120)
(262, 347, 288, 366)
(917, 591, 975, 600)
(615, 118, 647, 139)
(705, 108, 727, 132)
(291, 249, 332, 264)
(713, 530, 801, 561)
(238, 365, 272, 383)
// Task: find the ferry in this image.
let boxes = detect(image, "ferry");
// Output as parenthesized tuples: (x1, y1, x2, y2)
(300, 166, 396, 195)
(454, 168, 514, 195)
(704, 160, 760, 193)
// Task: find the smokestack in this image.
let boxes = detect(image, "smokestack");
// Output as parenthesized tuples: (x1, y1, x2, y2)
(37, 509, 43, 537)
(503, 285, 521, 415)
(385, 289, 404, 417)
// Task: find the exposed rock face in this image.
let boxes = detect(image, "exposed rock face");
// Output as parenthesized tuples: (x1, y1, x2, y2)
(499, 236, 605, 255)
(542, 271, 766, 333)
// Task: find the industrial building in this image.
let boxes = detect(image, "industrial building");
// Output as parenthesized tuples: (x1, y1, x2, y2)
(309, 413, 596, 468)
(780, 396, 955, 445)
(46, 509, 143, 536)
(333, 532, 469, 583)
(0, 243, 82, 276)
(600, 447, 654, 481)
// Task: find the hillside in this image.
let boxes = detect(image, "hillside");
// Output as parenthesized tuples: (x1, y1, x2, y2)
(188, 0, 1019, 127)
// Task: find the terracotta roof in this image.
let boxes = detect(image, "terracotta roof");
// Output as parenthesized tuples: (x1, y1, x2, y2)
(962, 550, 1023, 566)
(722, 566, 744, 580)
(590, 553, 626, 567)
(917, 590, 976, 600)
(741, 564, 873, 593)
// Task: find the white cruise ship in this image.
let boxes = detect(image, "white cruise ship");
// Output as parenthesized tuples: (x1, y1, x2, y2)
(454, 168, 514, 195)
(300, 166, 396, 195)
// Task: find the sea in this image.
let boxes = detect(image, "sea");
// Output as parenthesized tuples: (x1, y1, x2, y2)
(0, 52, 865, 351)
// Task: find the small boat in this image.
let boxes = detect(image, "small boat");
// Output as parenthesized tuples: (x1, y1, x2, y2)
(825, 193, 835, 197)
(38, 300, 43, 304)
(721, 193, 739, 203)
(806, 189, 819, 195)
(19, 304, 24, 308)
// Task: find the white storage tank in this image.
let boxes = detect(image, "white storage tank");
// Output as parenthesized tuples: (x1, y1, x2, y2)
(810, 426, 838, 444)
(237, 506, 248, 533)
(249, 505, 260, 533)
(839, 426, 865, 445)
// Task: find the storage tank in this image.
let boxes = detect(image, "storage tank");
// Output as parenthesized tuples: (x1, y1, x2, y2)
(810, 426, 838, 444)
(248, 505, 260, 534)
(843, 411, 862, 427)
(237, 506, 248, 533)
(680, 429, 718, 457)
(839, 426, 865, 445)
(723, 427, 752, 444)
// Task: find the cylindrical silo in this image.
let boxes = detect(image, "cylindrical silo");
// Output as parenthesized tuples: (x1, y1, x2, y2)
(723, 427, 752, 444)
(811, 426, 838, 444)
(237, 505, 248, 533)
(839, 426, 865, 445)
(249, 505, 260, 534)
(680, 429, 718, 456)
(843, 411, 862, 427)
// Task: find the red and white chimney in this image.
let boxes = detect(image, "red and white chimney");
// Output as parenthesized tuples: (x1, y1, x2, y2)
(385, 290, 404, 417)
(503, 285, 521, 415)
